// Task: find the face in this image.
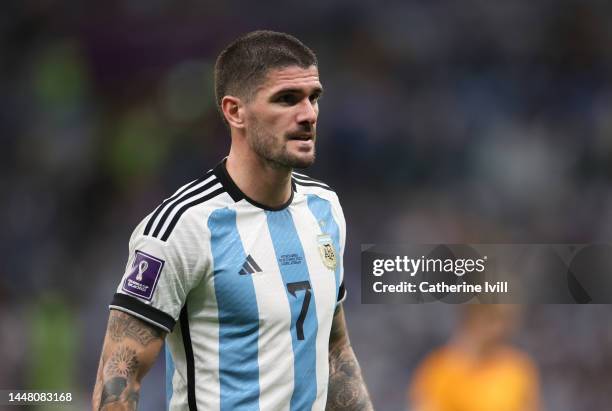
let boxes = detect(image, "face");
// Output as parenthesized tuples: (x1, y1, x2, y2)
(243, 65, 322, 169)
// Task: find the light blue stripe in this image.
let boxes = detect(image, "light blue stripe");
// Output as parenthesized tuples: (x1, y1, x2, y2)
(306, 195, 342, 301)
(209, 207, 260, 411)
(165, 346, 174, 410)
(265, 209, 318, 411)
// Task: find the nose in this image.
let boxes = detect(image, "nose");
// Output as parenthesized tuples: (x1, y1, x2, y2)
(296, 99, 317, 125)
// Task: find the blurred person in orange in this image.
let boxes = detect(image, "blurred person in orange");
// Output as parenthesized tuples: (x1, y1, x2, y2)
(408, 304, 541, 411)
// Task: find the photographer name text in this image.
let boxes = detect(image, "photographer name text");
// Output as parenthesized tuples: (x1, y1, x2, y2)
(370, 256, 509, 295)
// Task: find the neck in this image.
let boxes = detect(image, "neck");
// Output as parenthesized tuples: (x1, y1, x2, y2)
(226, 147, 293, 208)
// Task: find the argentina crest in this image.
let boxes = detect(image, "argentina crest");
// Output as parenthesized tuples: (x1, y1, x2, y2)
(317, 234, 337, 270)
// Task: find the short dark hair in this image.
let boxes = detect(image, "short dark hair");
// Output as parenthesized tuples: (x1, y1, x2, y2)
(214, 30, 318, 120)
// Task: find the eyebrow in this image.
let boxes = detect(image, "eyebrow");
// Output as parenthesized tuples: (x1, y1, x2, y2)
(270, 86, 324, 98)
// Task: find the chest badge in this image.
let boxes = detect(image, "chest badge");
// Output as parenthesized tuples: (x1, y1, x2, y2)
(317, 234, 337, 270)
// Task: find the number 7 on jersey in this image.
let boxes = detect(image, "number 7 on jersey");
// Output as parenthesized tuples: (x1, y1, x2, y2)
(286, 281, 312, 340)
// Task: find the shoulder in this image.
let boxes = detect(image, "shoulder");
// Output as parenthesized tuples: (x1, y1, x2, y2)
(138, 169, 232, 243)
(292, 171, 346, 234)
(292, 171, 341, 204)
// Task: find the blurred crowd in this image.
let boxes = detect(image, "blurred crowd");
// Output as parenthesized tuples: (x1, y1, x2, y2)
(1, 0, 612, 410)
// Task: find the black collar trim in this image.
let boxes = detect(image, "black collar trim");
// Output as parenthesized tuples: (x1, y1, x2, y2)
(213, 159, 295, 211)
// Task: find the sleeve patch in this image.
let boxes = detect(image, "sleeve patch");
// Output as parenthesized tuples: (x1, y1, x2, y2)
(122, 250, 165, 301)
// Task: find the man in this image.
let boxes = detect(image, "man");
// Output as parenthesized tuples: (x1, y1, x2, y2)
(92, 30, 373, 411)
(408, 305, 540, 411)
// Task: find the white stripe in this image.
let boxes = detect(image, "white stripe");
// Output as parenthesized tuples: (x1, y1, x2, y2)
(292, 174, 328, 184)
(294, 181, 330, 191)
(292, 176, 330, 189)
(290, 203, 337, 410)
(167, 332, 188, 411)
(145, 176, 200, 235)
(291, 171, 311, 178)
(188, 221, 221, 411)
(168, 366, 183, 411)
(235, 204, 294, 411)
(149, 174, 217, 234)
(329, 198, 346, 295)
(173, 178, 201, 197)
(155, 182, 222, 239)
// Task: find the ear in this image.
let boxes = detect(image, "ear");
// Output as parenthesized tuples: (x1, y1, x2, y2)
(221, 95, 245, 129)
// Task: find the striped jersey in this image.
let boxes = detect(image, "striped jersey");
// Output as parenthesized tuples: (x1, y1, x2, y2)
(109, 159, 347, 411)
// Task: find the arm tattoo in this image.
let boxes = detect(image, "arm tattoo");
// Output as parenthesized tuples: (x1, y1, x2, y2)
(98, 346, 140, 410)
(326, 307, 373, 411)
(326, 345, 373, 411)
(99, 377, 140, 410)
(105, 346, 139, 378)
(93, 312, 164, 410)
(108, 311, 163, 345)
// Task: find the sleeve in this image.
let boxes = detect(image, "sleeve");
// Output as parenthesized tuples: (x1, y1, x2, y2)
(337, 282, 347, 304)
(332, 193, 347, 305)
(109, 211, 209, 332)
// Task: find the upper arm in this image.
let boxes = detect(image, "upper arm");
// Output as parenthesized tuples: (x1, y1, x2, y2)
(101, 310, 166, 380)
(329, 305, 350, 354)
(92, 310, 166, 409)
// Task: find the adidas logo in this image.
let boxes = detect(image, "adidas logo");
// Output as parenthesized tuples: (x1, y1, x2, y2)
(239, 255, 262, 275)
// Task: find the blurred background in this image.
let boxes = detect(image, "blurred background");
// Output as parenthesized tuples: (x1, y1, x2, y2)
(2, 0, 612, 410)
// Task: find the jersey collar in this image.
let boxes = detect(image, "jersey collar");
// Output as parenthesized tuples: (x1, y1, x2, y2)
(213, 158, 296, 211)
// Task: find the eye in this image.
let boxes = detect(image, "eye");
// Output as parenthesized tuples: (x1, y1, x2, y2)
(309, 93, 320, 103)
(277, 94, 298, 105)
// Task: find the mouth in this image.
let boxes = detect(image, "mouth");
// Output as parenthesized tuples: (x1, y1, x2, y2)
(288, 134, 314, 141)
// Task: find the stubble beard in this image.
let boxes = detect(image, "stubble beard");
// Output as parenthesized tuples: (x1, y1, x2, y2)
(248, 122, 316, 170)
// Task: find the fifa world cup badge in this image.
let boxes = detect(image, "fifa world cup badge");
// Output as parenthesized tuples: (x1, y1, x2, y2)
(317, 234, 337, 270)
